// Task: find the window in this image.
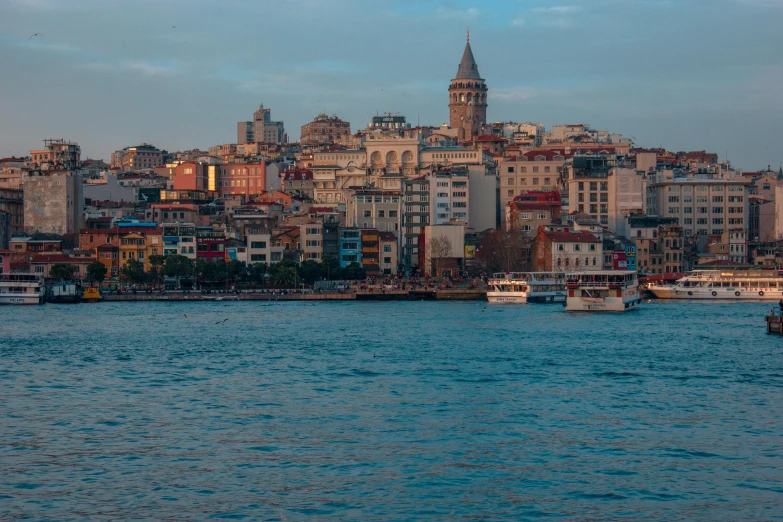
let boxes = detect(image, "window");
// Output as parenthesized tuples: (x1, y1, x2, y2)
(364, 210, 371, 217)
(557, 244, 565, 251)
(589, 244, 596, 251)
(250, 241, 266, 248)
(668, 196, 679, 203)
(378, 210, 385, 218)
(507, 166, 515, 173)
(544, 178, 551, 186)
(383, 245, 392, 253)
(684, 218, 693, 225)
(712, 207, 724, 214)
(508, 178, 514, 185)
(573, 244, 581, 251)
(271, 252, 282, 261)
(533, 178, 539, 185)
(537, 213, 546, 219)
(684, 207, 692, 214)
(698, 207, 708, 214)
(533, 166, 539, 173)
(250, 254, 267, 262)
(508, 190, 514, 197)
(383, 257, 392, 264)
(590, 182, 598, 191)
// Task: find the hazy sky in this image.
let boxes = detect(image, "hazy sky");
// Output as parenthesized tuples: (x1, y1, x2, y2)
(0, 0, 781, 170)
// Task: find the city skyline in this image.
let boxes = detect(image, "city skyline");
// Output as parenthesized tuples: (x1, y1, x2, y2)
(1, 0, 781, 170)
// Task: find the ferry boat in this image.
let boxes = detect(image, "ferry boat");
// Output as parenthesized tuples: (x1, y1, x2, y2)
(0, 273, 46, 305)
(565, 271, 641, 312)
(486, 272, 566, 303)
(648, 270, 783, 300)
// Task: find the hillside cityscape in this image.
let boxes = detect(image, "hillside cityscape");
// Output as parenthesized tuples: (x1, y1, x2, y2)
(0, 33, 779, 286)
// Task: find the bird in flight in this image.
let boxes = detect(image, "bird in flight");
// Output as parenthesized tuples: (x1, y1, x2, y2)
(29, 33, 44, 39)
(215, 318, 228, 324)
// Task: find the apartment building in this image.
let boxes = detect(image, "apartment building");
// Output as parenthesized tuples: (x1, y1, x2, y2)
(402, 177, 430, 268)
(499, 150, 568, 209)
(430, 168, 469, 225)
(345, 189, 402, 233)
(646, 170, 751, 238)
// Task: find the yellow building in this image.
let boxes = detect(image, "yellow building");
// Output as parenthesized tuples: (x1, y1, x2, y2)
(118, 228, 162, 271)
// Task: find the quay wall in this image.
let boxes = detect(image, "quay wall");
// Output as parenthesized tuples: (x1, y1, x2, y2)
(102, 290, 487, 302)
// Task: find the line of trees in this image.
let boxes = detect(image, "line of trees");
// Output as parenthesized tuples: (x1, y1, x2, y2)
(45, 254, 366, 288)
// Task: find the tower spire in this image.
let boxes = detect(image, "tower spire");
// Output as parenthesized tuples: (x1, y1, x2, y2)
(466, 26, 470, 42)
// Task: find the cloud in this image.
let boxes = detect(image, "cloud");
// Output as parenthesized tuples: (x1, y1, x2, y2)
(492, 87, 539, 102)
(82, 60, 181, 77)
(531, 5, 583, 13)
(434, 5, 480, 20)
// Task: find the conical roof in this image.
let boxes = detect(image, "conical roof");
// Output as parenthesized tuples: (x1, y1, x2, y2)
(455, 41, 482, 80)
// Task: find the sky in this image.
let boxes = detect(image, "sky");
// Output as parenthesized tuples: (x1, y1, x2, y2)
(0, 0, 781, 171)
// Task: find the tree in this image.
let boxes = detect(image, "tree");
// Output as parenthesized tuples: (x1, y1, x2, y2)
(86, 261, 107, 284)
(248, 262, 268, 285)
(148, 255, 166, 284)
(49, 263, 78, 281)
(320, 254, 340, 280)
(343, 262, 366, 281)
(298, 260, 323, 285)
(121, 259, 146, 284)
(226, 260, 248, 284)
(475, 228, 531, 274)
(274, 266, 298, 287)
(428, 236, 453, 277)
(163, 255, 194, 277)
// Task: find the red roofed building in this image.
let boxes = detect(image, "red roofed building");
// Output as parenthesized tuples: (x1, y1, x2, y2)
(506, 191, 562, 233)
(499, 150, 570, 208)
(532, 227, 603, 272)
(281, 168, 314, 199)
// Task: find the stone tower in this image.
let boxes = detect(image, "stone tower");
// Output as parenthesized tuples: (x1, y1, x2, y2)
(449, 29, 487, 141)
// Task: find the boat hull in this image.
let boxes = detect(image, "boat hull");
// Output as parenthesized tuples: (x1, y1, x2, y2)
(565, 295, 641, 312)
(0, 295, 44, 305)
(650, 286, 783, 300)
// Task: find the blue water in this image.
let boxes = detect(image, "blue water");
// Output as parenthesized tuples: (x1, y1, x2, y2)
(1, 300, 782, 520)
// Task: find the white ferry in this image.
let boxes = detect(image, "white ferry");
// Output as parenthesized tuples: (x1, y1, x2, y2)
(487, 272, 567, 303)
(565, 271, 641, 312)
(0, 273, 46, 305)
(648, 270, 783, 300)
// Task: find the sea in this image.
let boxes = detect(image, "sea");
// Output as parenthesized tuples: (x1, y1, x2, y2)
(1, 300, 782, 521)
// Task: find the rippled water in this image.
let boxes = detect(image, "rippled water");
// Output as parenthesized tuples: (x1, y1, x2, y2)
(1, 300, 782, 520)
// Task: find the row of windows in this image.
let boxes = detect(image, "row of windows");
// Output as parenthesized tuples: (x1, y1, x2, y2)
(362, 210, 399, 218)
(507, 166, 552, 173)
(507, 178, 552, 186)
(556, 244, 598, 252)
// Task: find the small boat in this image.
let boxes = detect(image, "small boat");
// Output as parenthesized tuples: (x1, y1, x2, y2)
(565, 271, 641, 312)
(48, 281, 82, 303)
(82, 286, 103, 303)
(0, 273, 46, 305)
(648, 270, 783, 300)
(487, 272, 567, 303)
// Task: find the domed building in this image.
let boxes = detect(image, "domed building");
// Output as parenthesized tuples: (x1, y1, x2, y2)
(300, 113, 351, 146)
(448, 30, 488, 142)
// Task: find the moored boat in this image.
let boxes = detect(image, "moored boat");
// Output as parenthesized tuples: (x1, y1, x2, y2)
(487, 272, 567, 303)
(0, 273, 46, 305)
(648, 270, 783, 300)
(82, 286, 102, 303)
(48, 281, 82, 303)
(565, 271, 641, 312)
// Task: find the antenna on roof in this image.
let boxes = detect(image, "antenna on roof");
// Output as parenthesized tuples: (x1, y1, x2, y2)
(466, 26, 470, 42)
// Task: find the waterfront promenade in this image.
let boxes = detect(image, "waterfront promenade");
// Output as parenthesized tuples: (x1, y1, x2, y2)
(102, 289, 487, 301)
